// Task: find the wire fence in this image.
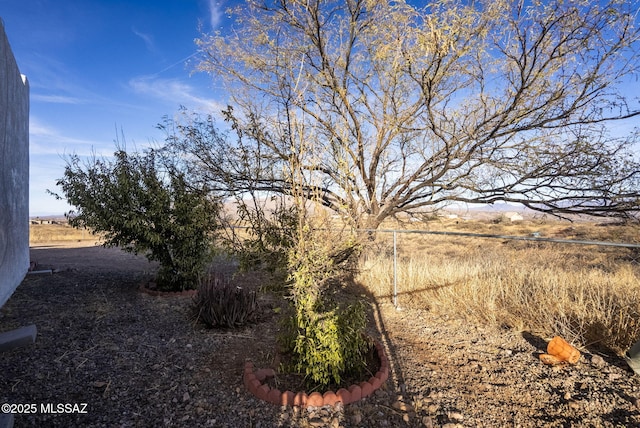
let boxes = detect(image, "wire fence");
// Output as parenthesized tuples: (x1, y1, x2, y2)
(226, 223, 640, 307)
(362, 228, 640, 308)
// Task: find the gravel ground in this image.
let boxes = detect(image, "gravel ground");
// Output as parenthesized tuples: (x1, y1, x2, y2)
(1, 244, 640, 427)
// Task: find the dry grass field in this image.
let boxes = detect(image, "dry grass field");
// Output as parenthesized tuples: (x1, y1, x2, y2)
(29, 222, 101, 247)
(358, 216, 640, 354)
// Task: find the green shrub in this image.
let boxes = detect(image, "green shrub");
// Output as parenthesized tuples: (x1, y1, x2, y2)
(52, 148, 220, 291)
(192, 273, 259, 328)
(282, 300, 370, 388)
(280, 224, 370, 388)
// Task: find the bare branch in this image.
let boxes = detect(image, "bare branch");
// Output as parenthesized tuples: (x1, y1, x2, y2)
(188, 0, 640, 228)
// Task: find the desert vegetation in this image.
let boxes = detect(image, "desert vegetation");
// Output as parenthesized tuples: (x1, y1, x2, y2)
(357, 217, 640, 354)
(30, 214, 640, 357)
(191, 273, 259, 328)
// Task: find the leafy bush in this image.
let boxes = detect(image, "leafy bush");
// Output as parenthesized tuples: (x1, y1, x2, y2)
(52, 148, 220, 291)
(279, 299, 371, 388)
(192, 273, 259, 328)
(279, 224, 370, 388)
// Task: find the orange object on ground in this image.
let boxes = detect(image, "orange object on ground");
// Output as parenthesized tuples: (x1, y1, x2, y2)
(539, 336, 580, 365)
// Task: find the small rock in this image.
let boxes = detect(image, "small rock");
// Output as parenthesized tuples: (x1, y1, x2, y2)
(350, 410, 363, 425)
(591, 354, 606, 368)
(374, 388, 388, 398)
(470, 362, 482, 372)
(608, 373, 622, 381)
(403, 414, 410, 423)
(182, 392, 190, 402)
(422, 416, 434, 427)
(449, 411, 464, 421)
(308, 417, 326, 427)
(563, 392, 571, 401)
(427, 404, 439, 413)
(568, 400, 581, 410)
(392, 400, 413, 412)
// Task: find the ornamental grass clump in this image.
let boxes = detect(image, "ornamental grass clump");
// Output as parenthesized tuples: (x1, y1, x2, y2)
(192, 274, 259, 328)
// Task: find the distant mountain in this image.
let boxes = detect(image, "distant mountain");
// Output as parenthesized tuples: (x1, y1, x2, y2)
(29, 214, 67, 221)
(465, 203, 528, 212)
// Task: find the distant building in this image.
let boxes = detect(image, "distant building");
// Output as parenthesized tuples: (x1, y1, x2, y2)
(504, 212, 524, 222)
(30, 219, 51, 225)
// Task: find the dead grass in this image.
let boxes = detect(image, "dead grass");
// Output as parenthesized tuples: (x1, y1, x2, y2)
(357, 218, 640, 354)
(30, 223, 101, 246)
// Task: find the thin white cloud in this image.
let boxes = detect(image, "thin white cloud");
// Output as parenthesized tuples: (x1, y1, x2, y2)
(31, 94, 84, 104)
(208, 0, 224, 29)
(132, 27, 158, 53)
(128, 75, 223, 113)
(29, 118, 110, 156)
(24, 54, 121, 107)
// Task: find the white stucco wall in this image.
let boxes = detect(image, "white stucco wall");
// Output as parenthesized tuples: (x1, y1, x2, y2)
(0, 18, 30, 308)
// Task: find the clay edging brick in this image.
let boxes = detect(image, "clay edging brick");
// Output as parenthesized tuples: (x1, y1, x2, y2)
(243, 340, 389, 408)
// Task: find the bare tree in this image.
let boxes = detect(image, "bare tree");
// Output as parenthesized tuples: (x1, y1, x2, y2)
(189, 0, 640, 228)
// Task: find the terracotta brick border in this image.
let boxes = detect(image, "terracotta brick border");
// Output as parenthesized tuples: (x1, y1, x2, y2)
(243, 341, 390, 407)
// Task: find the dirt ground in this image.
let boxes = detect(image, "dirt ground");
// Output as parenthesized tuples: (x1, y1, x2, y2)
(1, 243, 640, 427)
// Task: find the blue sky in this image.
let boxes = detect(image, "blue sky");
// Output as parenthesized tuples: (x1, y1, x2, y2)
(1, 0, 233, 216)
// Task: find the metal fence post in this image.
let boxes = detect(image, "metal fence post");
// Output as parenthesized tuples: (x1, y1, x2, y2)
(393, 230, 397, 308)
